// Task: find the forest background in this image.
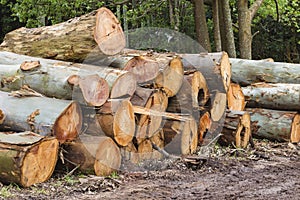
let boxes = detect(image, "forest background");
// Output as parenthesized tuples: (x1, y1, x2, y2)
(0, 0, 299, 63)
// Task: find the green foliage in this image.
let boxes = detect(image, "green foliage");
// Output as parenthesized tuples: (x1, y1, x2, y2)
(2, 0, 105, 27)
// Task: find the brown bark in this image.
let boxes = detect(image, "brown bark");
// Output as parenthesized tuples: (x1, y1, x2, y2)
(242, 83, 300, 111)
(0, 132, 58, 187)
(220, 0, 236, 58)
(193, 0, 211, 52)
(0, 91, 82, 143)
(247, 108, 300, 142)
(97, 99, 135, 147)
(219, 110, 251, 148)
(230, 58, 300, 86)
(227, 83, 246, 111)
(63, 135, 121, 176)
(212, 0, 222, 52)
(0, 7, 125, 61)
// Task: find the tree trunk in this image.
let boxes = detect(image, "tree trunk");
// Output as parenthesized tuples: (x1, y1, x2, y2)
(0, 132, 58, 187)
(63, 135, 121, 176)
(0, 7, 125, 62)
(212, 0, 222, 52)
(221, 0, 236, 58)
(230, 58, 300, 86)
(0, 51, 136, 100)
(193, 0, 211, 52)
(97, 99, 135, 147)
(242, 83, 300, 111)
(237, 0, 264, 59)
(0, 91, 82, 143)
(247, 108, 300, 143)
(219, 110, 251, 148)
(227, 83, 246, 111)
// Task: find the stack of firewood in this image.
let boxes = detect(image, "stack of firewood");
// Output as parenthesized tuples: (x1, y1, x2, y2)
(0, 7, 299, 187)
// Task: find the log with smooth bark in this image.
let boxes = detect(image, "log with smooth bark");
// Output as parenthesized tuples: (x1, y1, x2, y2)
(242, 83, 300, 111)
(219, 110, 251, 148)
(97, 99, 135, 146)
(227, 83, 246, 111)
(247, 108, 300, 143)
(63, 135, 121, 176)
(131, 87, 168, 144)
(0, 7, 125, 61)
(230, 58, 300, 86)
(0, 91, 82, 142)
(0, 51, 136, 100)
(0, 132, 58, 187)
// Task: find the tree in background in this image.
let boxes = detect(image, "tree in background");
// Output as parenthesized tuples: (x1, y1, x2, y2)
(237, 0, 264, 59)
(0, 0, 298, 62)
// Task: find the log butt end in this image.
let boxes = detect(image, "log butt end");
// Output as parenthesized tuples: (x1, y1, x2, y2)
(54, 102, 82, 143)
(291, 114, 300, 143)
(22, 138, 59, 187)
(94, 137, 121, 176)
(94, 7, 125, 55)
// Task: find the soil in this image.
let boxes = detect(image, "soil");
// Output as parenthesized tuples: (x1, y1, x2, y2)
(0, 140, 299, 200)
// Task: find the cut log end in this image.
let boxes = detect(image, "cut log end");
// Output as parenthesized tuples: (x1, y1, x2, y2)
(0, 109, 5, 124)
(110, 72, 137, 99)
(210, 92, 227, 122)
(291, 114, 300, 143)
(235, 112, 251, 148)
(94, 7, 125, 55)
(78, 74, 109, 107)
(54, 102, 82, 143)
(22, 138, 59, 187)
(227, 83, 246, 111)
(113, 100, 135, 146)
(198, 112, 211, 145)
(124, 56, 160, 83)
(94, 137, 121, 176)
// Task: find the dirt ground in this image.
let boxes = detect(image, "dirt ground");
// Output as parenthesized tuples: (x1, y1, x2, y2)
(1, 140, 299, 200)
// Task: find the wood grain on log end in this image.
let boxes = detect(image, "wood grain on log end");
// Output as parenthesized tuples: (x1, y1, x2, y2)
(54, 102, 82, 143)
(78, 74, 109, 107)
(94, 7, 125, 55)
(0, 109, 5, 124)
(219, 110, 251, 148)
(94, 137, 121, 176)
(109, 72, 136, 99)
(290, 114, 300, 143)
(0, 132, 59, 187)
(198, 112, 211, 145)
(124, 56, 160, 83)
(98, 100, 135, 147)
(155, 57, 184, 97)
(227, 83, 246, 111)
(210, 92, 227, 122)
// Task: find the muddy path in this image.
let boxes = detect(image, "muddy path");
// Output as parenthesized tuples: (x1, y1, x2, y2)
(1, 140, 299, 200)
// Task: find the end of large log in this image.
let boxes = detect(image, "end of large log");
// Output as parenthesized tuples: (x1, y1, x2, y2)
(0, 132, 59, 187)
(290, 114, 300, 143)
(227, 83, 246, 111)
(54, 101, 82, 142)
(94, 7, 125, 55)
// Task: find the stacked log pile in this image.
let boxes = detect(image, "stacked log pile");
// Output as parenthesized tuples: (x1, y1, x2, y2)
(230, 59, 300, 144)
(0, 6, 298, 188)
